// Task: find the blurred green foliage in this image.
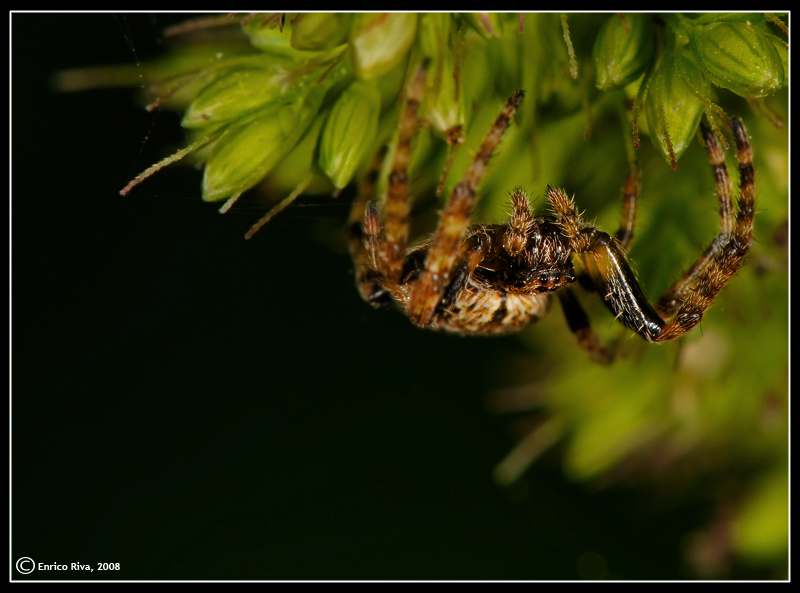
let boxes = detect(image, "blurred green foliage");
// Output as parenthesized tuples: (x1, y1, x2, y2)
(63, 12, 788, 578)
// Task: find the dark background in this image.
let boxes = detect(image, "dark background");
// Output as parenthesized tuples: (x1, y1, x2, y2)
(13, 13, 704, 580)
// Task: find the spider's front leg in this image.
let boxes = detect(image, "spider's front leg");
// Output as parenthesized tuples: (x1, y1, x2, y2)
(348, 62, 427, 305)
(549, 185, 665, 341)
(552, 163, 644, 361)
(406, 90, 525, 327)
(548, 117, 754, 343)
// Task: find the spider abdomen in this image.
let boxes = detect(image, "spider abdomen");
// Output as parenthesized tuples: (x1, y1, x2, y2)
(426, 284, 551, 336)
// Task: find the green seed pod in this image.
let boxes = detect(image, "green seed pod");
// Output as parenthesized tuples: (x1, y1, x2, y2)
(290, 13, 353, 51)
(349, 13, 418, 80)
(319, 80, 381, 189)
(182, 65, 296, 131)
(593, 13, 656, 90)
(645, 48, 710, 167)
(689, 21, 786, 99)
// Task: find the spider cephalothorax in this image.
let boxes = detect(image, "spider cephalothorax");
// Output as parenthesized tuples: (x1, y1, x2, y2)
(349, 64, 754, 363)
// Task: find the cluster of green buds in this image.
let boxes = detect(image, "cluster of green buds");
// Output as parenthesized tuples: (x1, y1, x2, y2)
(592, 12, 788, 168)
(115, 13, 498, 235)
(105, 12, 787, 230)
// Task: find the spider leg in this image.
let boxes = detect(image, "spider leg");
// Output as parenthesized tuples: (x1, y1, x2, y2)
(548, 186, 665, 341)
(357, 201, 408, 305)
(349, 147, 390, 306)
(654, 120, 746, 318)
(574, 165, 641, 295)
(406, 90, 525, 327)
(380, 61, 428, 283)
(348, 61, 427, 305)
(651, 117, 754, 342)
(548, 118, 754, 343)
(614, 166, 642, 250)
(557, 289, 614, 364)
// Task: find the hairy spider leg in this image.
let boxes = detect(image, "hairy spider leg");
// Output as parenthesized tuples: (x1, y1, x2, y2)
(547, 186, 666, 342)
(615, 166, 642, 250)
(548, 118, 754, 344)
(359, 201, 409, 305)
(348, 61, 427, 306)
(556, 161, 643, 360)
(655, 123, 740, 317)
(654, 120, 751, 319)
(651, 117, 754, 342)
(556, 290, 615, 364)
(406, 90, 526, 327)
(349, 147, 389, 305)
(380, 61, 428, 283)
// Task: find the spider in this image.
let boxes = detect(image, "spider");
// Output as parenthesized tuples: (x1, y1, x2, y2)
(348, 65, 755, 363)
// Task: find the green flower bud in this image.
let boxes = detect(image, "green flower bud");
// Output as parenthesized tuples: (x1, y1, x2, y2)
(202, 60, 353, 201)
(417, 14, 465, 136)
(373, 62, 406, 112)
(772, 36, 789, 82)
(460, 13, 505, 39)
(290, 13, 353, 51)
(425, 62, 463, 137)
(267, 110, 332, 195)
(202, 105, 300, 202)
(689, 21, 786, 99)
(645, 48, 709, 167)
(243, 16, 321, 60)
(319, 80, 381, 189)
(417, 13, 449, 58)
(593, 13, 656, 90)
(182, 64, 296, 131)
(349, 13, 417, 80)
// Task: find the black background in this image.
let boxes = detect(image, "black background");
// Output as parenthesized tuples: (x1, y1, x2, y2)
(12, 13, 703, 580)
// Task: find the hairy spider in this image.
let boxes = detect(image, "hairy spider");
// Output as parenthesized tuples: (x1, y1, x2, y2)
(349, 65, 754, 363)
